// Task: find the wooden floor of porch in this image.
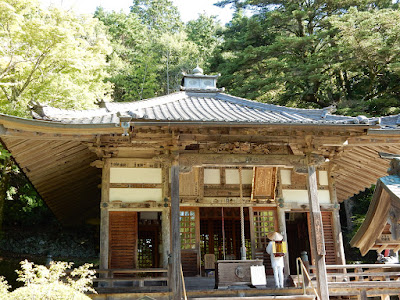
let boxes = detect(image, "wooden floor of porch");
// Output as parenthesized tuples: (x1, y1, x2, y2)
(90, 273, 400, 300)
(91, 275, 315, 300)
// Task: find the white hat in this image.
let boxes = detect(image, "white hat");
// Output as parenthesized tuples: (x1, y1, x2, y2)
(267, 231, 283, 241)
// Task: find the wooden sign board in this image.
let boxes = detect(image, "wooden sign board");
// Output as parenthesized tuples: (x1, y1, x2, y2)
(250, 265, 267, 286)
(253, 167, 276, 200)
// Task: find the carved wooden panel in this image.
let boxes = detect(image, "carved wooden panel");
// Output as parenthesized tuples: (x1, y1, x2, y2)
(109, 211, 138, 269)
(253, 167, 276, 200)
(179, 167, 200, 197)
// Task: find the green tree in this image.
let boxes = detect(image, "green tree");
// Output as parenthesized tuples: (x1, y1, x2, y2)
(330, 8, 400, 115)
(95, 8, 159, 101)
(97, 0, 200, 100)
(185, 14, 222, 66)
(130, 0, 183, 34)
(211, 0, 400, 115)
(156, 32, 199, 94)
(0, 148, 12, 234)
(0, 0, 112, 117)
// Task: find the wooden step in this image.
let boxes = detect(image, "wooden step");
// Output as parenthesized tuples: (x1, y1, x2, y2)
(189, 296, 316, 300)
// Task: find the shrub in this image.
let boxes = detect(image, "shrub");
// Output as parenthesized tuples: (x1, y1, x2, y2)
(1, 260, 96, 299)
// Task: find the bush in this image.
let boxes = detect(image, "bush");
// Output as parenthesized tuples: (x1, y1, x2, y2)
(9, 282, 91, 300)
(0, 260, 96, 299)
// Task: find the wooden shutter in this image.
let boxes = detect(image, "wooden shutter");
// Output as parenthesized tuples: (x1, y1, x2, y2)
(307, 211, 337, 265)
(109, 211, 138, 269)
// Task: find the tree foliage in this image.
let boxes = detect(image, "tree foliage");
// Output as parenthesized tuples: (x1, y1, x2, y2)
(210, 0, 400, 116)
(96, 0, 220, 101)
(0, 0, 112, 117)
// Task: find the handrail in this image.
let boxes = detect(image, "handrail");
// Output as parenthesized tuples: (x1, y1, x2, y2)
(296, 257, 320, 300)
(309, 263, 400, 269)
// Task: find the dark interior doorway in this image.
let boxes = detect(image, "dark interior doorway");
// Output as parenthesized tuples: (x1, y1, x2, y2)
(199, 207, 251, 267)
(286, 212, 311, 274)
(138, 212, 161, 268)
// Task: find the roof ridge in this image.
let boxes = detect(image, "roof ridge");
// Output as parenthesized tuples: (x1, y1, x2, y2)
(216, 93, 325, 113)
(104, 91, 186, 112)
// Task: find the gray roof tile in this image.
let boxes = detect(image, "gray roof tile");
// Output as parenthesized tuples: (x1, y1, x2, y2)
(31, 91, 373, 125)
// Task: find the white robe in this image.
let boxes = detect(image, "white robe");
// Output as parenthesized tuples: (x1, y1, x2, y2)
(266, 241, 285, 288)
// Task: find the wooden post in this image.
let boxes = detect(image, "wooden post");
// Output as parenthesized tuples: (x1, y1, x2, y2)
(307, 160, 329, 300)
(171, 161, 182, 300)
(162, 207, 171, 268)
(248, 207, 255, 259)
(359, 290, 367, 300)
(277, 206, 290, 276)
(100, 159, 110, 270)
(329, 173, 346, 265)
(162, 164, 171, 269)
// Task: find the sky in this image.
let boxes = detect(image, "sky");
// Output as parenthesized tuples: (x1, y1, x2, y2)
(39, 0, 235, 24)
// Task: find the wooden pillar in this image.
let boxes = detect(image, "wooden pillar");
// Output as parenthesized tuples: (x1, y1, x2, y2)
(329, 173, 346, 265)
(162, 207, 171, 268)
(162, 164, 171, 269)
(248, 207, 256, 259)
(359, 290, 368, 300)
(100, 159, 110, 270)
(277, 206, 289, 276)
(307, 161, 329, 300)
(171, 161, 182, 300)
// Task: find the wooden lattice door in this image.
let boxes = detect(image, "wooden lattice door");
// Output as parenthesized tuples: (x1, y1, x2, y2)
(252, 208, 278, 274)
(180, 207, 200, 276)
(109, 211, 138, 269)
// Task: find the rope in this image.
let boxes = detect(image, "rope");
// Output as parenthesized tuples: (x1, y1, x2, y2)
(239, 167, 246, 260)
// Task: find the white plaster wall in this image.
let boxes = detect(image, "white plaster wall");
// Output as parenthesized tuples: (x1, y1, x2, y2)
(109, 188, 163, 202)
(318, 171, 329, 186)
(110, 168, 162, 183)
(280, 169, 292, 185)
(225, 169, 253, 184)
(204, 169, 221, 184)
(282, 189, 330, 204)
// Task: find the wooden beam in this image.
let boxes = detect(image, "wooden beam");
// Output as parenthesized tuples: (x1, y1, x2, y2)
(307, 159, 329, 300)
(179, 153, 308, 168)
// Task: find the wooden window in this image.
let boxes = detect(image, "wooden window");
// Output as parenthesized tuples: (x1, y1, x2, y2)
(253, 208, 277, 249)
(180, 209, 197, 250)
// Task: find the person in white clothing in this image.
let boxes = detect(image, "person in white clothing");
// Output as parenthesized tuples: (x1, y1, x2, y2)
(266, 231, 284, 288)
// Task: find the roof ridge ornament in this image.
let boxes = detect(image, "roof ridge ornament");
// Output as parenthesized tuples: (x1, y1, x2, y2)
(29, 101, 47, 118)
(192, 65, 203, 75)
(180, 65, 224, 92)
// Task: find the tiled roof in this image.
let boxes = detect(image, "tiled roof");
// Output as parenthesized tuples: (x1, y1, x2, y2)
(380, 175, 400, 201)
(31, 91, 375, 125)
